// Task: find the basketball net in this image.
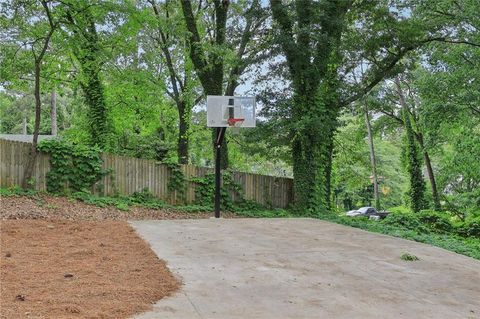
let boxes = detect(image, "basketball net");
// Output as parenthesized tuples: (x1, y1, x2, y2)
(227, 118, 245, 127)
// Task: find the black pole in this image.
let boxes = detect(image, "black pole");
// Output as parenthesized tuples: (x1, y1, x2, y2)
(213, 99, 233, 218)
(214, 127, 226, 218)
(214, 135, 221, 218)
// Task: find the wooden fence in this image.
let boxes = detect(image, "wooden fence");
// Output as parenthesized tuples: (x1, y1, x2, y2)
(0, 138, 293, 208)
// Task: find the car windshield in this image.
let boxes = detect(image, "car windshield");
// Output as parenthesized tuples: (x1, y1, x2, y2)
(357, 207, 371, 214)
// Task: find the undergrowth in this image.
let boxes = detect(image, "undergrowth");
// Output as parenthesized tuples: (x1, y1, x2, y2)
(71, 189, 212, 213)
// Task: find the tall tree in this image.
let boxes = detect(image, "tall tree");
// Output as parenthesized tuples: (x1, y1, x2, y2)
(363, 99, 380, 209)
(180, 0, 268, 168)
(373, 73, 441, 210)
(63, 0, 109, 148)
(0, 1, 60, 187)
(269, 0, 440, 214)
(395, 77, 425, 213)
(50, 89, 57, 135)
(146, 0, 202, 164)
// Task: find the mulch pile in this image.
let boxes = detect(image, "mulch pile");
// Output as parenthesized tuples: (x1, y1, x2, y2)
(0, 194, 235, 318)
(0, 219, 180, 319)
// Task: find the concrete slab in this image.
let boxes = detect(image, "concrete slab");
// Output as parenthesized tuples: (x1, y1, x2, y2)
(130, 218, 480, 319)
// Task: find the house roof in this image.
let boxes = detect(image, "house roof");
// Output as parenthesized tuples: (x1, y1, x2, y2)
(0, 134, 57, 143)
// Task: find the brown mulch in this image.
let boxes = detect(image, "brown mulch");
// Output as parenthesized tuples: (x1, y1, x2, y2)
(0, 193, 235, 318)
(0, 219, 180, 319)
(0, 194, 235, 319)
(0, 194, 236, 220)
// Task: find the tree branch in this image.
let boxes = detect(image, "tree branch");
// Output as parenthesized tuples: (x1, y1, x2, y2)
(149, 0, 180, 101)
(342, 37, 443, 107)
(433, 37, 480, 47)
(180, 0, 212, 91)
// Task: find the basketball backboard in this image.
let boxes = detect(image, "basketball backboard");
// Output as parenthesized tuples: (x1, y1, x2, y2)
(206, 95, 256, 128)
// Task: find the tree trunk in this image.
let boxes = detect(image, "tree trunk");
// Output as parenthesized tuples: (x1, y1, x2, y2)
(395, 77, 425, 213)
(66, 7, 107, 148)
(82, 70, 108, 147)
(416, 132, 441, 210)
(23, 62, 42, 189)
(180, 0, 229, 169)
(364, 100, 380, 209)
(291, 92, 337, 215)
(22, 0, 56, 188)
(177, 102, 189, 164)
(292, 127, 336, 215)
(51, 88, 57, 136)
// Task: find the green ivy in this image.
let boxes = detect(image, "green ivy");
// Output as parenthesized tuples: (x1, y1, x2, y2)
(402, 107, 426, 213)
(191, 171, 244, 211)
(38, 139, 106, 193)
(164, 161, 187, 202)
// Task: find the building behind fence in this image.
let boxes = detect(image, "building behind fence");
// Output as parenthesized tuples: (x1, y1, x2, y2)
(0, 138, 293, 208)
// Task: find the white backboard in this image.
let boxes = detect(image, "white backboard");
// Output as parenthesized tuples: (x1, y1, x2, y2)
(206, 95, 256, 128)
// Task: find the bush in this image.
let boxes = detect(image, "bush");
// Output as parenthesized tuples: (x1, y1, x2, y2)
(387, 206, 411, 214)
(72, 191, 123, 208)
(458, 216, 480, 238)
(131, 188, 155, 203)
(381, 212, 425, 232)
(418, 210, 454, 234)
(191, 172, 243, 211)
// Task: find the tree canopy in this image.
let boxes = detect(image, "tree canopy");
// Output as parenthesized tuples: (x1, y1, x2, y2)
(0, 0, 478, 216)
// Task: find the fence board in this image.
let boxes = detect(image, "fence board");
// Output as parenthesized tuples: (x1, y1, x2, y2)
(0, 139, 294, 208)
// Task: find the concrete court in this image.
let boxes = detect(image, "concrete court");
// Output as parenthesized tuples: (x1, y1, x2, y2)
(130, 218, 480, 319)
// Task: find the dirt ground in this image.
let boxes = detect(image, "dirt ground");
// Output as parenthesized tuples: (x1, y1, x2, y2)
(0, 219, 180, 319)
(0, 194, 235, 220)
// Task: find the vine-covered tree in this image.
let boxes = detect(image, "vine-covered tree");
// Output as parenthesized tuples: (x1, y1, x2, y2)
(269, 0, 443, 214)
(63, 0, 110, 148)
(395, 77, 425, 213)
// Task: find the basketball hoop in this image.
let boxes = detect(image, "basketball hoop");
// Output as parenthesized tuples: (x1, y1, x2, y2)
(206, 95, 256, 128)
(227, 118, 245, 126)
(205, 95, 256, 219)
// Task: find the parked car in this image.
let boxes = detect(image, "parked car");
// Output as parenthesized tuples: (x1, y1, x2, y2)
(346, 207, 390, 220)
(346, 206, 378, 217)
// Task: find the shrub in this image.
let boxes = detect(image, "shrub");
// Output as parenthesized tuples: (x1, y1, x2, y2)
(131, 188, 155, 203)
(387, 206, 411, 215)
(72, 191, 122, 208)
(191, 172, 243, 211)
(458, 216, 480, 238)
(418, 210, 454, 233)
(381, 212, 425, 232)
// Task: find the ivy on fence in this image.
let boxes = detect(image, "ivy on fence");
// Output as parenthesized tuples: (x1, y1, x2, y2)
(191, 171, 247, 211)
(164, 161, 187, 202)
(38, 139, 107, 193)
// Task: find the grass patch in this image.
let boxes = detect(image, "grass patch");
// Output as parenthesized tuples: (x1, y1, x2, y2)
(0, 186, 38, 197)
(400, 253, 419, 261)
